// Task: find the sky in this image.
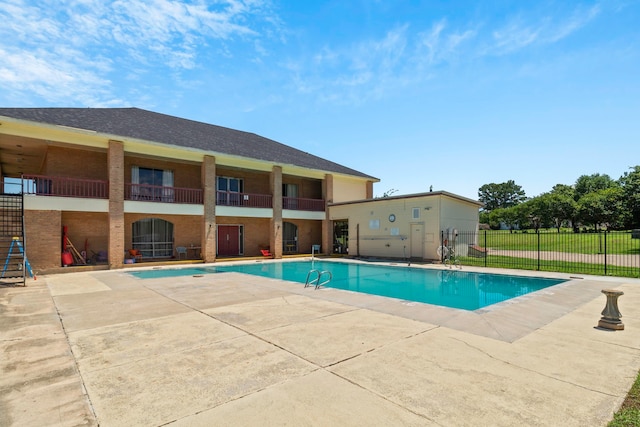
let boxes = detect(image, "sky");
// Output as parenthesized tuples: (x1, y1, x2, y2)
(1, 0, 639, 200)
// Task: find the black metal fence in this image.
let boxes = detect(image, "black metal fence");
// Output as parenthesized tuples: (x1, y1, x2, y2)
(440, 230, 640, 278)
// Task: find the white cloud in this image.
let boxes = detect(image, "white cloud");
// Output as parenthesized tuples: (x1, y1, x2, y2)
(546, 4, 600, 43)
(0, 0, 280, 106)
(492, 20, 540, 54)
(0, 46, 112, 105)
(490, 4, 601, 55)
(416, 20, 476, 68)
(418, 20, 447, 65)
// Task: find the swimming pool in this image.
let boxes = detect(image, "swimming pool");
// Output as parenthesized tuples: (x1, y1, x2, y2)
(130, 261, 566, 310)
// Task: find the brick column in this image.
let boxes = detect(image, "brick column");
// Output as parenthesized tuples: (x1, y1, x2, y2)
(270, 166, 283, 259)
(322, 174, 334, 255)
(366, 180, 374, 199)
(201, 155, 216, 262)
(108, 140, 125, 269)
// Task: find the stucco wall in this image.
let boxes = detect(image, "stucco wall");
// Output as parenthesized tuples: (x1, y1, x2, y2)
(332, 176, 369, 203)
(330, 193, 479, 260)
(330, 198, 427, 259)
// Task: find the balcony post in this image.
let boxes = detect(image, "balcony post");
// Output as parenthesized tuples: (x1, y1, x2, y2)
(202, 155, 216, 262)
(107, 140, 125, 269)
(271, 166, 282, 259)
(322, 174, 334, 256)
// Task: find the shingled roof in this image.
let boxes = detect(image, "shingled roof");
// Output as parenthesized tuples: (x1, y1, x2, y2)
(0, 107, 376, 179)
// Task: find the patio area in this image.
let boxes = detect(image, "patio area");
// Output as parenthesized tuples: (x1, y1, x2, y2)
(2, 262, 640, 426)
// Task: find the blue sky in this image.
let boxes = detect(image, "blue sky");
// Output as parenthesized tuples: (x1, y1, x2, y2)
(1, 0, 639, 200)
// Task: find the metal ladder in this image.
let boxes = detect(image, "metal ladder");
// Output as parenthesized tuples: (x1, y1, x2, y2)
(1, 237, 34, 279)
(304, 269, 332, 289)
(0, 193, 30, 286)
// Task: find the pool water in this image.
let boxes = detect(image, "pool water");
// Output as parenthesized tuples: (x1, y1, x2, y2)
(130, 261, 566, 310)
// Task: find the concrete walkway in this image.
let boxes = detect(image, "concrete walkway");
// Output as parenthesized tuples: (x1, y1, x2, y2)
(2, 262, 640, 426)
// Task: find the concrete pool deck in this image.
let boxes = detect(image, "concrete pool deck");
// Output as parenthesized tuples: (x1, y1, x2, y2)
(2, 260, 640, 426)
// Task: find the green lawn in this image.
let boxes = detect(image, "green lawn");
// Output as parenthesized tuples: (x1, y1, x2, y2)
(473, 230, 639, 255)
(459, 255, 640, 278)
(609, 372, 640, 426)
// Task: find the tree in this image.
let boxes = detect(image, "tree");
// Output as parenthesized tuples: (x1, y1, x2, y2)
(619, 166, 640, 228)
(574, 173, 617, 201)
(548, 184, 578, 232)
(523, 195, 554, 231)
(550, 183, 575, 199)
(488, 207, 521, 231)
(577, 187, 624, 230)
(478, 180, 526, 211)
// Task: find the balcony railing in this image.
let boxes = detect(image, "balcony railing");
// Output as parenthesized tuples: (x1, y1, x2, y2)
(126, 183, 203, 204)
(216, 191, 272, 208)
(283, 197, 325, 211)
(22, 174, 108, 199)
(19, 175, 324, 211)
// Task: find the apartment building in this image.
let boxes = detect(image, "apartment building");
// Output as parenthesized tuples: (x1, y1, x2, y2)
(0, 108, 377, 274)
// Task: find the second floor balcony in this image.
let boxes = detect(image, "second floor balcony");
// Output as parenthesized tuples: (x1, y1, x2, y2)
(126, 183, 203, 204)
(20, 175, 325, 211)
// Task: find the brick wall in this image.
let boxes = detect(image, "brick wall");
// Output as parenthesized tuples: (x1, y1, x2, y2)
(202, 156, 216, 262)
(108, 141, 125, 268)
(282, 175, 323, 199)
(43, 146, 108, 180)
(125, 156, 201, 189)
(216, 217, 270, 256)
(281, 219, 322, 253)
(124, 214, 202, 259)
(271, 166, 282, 258)
(216, 167, 271, 195)
(61, 212, 109, 257)
(24, 210, 61, 271)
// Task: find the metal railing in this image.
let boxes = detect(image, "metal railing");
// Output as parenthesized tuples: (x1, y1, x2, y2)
(125, 183, 203, 204)
(18, 175, 324, 211)
(216, 191, 272, 208)
(443, 230, 640, 278)
(22, 174, 108, 199)
(283, 196, 325, 211)
(215, 192, 325, 211)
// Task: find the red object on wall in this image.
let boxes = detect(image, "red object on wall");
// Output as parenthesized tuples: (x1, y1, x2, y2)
(61, 251, 73, 266)
(62, 225, 69, 252)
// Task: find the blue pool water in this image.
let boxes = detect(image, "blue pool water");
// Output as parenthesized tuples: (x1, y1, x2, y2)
(130, 261, 566, 310)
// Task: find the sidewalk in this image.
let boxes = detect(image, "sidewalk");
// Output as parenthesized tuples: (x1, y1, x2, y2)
(2, 266, 640, 426)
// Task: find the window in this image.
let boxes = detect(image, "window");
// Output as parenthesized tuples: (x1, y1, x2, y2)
(283, 183, 299, 209)
(217, 176, 244, 206)
(412, 208, 420, 219)
(283, 222, 298, 253)
(132, 218, 174, 258)
(132, 166, 174, 201)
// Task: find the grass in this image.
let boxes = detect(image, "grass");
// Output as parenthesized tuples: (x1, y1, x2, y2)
(475, 230, 639, 255)
(459, 255, 640, 279)
(609, 372, 640, 426)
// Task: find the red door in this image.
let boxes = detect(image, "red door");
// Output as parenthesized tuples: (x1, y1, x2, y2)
(218, 225, 240, 256)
